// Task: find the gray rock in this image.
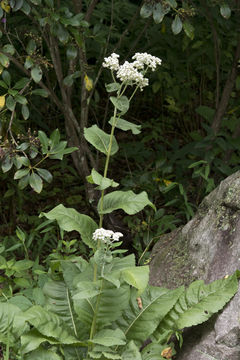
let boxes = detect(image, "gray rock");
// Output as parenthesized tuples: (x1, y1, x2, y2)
(149, 171, 240, 360)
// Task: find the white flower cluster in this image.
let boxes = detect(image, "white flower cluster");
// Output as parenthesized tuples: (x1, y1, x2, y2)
(102, 53, 120, 71)
(132, 52, 162, 71)
(102, 52, 162, 91)
(93, 228, 123, 243)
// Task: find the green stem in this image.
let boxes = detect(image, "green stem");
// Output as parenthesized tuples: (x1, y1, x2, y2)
(32, 154, 49, 169)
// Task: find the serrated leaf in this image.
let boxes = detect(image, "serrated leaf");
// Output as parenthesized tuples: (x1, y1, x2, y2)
(40, 204, 98, 249)
(84, 125, 119, 155)
(29, 172, 43, 193)
(140, 2, 153, 18)
(117, 286, 184, 345)
(31, 66, 42, 83)
(98, 190, 156, 215)
(91, 328, 126, 346)
(175, 273, 238, 329)
(220, 4, 231, 19)
(109, 117, 141, 134)
(172, 15, 182, 35)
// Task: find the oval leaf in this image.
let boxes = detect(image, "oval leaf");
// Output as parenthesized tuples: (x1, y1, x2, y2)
(172, 15, 182, 35)
(84, 125, 119, 156)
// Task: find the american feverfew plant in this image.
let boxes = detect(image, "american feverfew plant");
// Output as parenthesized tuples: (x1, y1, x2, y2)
(0, 53, 238, 360)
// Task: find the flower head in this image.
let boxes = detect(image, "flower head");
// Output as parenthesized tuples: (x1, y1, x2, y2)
(93, 228, 123, 244)
(102, 52, 161, 91)
(102, 53, 120, 71)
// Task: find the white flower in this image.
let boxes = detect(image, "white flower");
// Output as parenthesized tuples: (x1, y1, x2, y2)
(93, 228, 123, 243)
(116, 61, 149, 91)
(132, 52, 162, 71)
(102, 53, 120, 71)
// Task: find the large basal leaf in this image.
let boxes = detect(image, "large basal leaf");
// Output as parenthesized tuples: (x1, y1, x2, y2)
(23, 305, 83, 345)
(175, 273, 238, 329)
(98, 190, 156, 215)
(122, 266, 149, 295)
(154, 272, 238, 339)
(117, 285, 184, 345)
(40, 204, 97, 249)
(84, 125, 119, 155)
(91, 328, 126, 346)
(121, 340, 142, 360)
(24, 347, 63, 360)
(74, 280, 130, 330)
(0, 303, 27, 344)
(21, 329, 59, 354)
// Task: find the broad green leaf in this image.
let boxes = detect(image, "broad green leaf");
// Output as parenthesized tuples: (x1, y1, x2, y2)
(43, 279, 85, 338)
(72, 281, 101, 300)
(22, 104, 30, 119)
(109, 117, 141, 134)
(140, 2, 153, 18)
(24, 56, 34, 69)
(66, 44, 78, 60)
(9, 295, 32, 311)
(18, 174, 30, 190)
(74, 281, 130, 330)
(122, 340, 142, 360)
(172, 15, 182, 35)
(88, 345, 121, 360)
(84, 125, 119, 155)
(36, 168, 53, 183)
(91, 328, 126, 346)
(2, 44, 15, 55)
(26, 39, 37, 55)
(98, 190, 156, 215)
(2, 70, 11, 86)
(13, 77, 30, 90)
(14, 168, 30, 180)
(23, 305, 81, 344)
(154, 273, 238, 342)
(0, 80, 8, 88)
(25, 347, 62, 360)
(87, 168, 119, 190)
(142, 342, 175, 360)
(6, 95, 16, 111)
(105, 82, 121, 92)
(63, 71, 81, 87)
(110, 96, 129, 113)
(153, 3, 165, 24)
(31, 66, 42, 83)
(21, 1, 31, 15)
(29, 172, 43, 193)
(15, 94, 28, 105)
(54, 23, 69, 44)
(0, 303, 26, 343)
(220, 4, 231, 19)
(122, 266, 149, 295)
(13, 0, 23, 12)
(41, 204, 98, 249)
(183, 21, 194, 40)
(0, 52, 10, 67)
(14, 156, 30, 169)
(50, 128, 60, 145)
(38, 130, 49, 153)
(117, 286, 184, 345)
(31, 88, 49, 97)
(175, 273, 238, 329)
